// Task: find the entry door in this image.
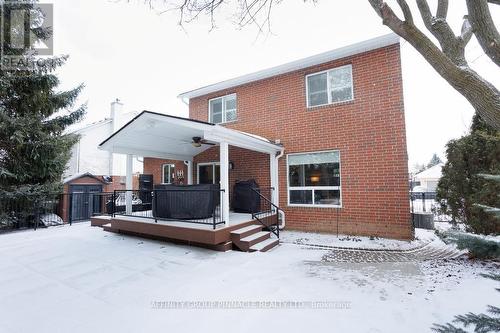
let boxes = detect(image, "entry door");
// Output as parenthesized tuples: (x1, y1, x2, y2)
(198, 163, 220, 184)
(70, 185, 103, 221)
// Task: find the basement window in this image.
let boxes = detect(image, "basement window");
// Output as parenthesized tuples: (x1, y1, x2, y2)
(306, 65, 353, 108)
(287, 151, 341, 207)
(209, 94, 237, 124)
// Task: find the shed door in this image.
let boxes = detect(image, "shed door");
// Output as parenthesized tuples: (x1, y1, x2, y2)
(70, 185, 103, 221)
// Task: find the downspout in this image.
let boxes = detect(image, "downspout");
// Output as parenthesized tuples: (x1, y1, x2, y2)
(276, 148, 285, 230)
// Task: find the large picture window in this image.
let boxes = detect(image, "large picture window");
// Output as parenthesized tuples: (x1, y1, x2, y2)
(162, 164, 175, 184)
(306, 65, 353, 108)
(209, 94, 237, 124)
(287, 151, 341, 207)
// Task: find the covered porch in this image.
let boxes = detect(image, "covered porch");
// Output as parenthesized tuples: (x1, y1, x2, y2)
(97, 111, 284, 251)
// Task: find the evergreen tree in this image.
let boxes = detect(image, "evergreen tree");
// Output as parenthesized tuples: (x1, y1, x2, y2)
(427, 153, 443, 169)
(0, 1, 86, 197)
(433, 273, 500, 333)
(436, 113, 500, 235)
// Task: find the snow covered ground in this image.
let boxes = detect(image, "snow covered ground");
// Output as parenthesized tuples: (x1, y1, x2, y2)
(0, 223, 498, 333)
(280, 228, 437, 250)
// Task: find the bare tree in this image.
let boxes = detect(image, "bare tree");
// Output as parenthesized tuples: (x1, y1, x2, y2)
(146, 0, 500, 129)
(368, 0, 500, 129)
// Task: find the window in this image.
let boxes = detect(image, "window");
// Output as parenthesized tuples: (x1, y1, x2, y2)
(209, 94, 237, 124)
(287, 151, 341, 207)
(162, 164, 175, 184)
(306, 65, 353, 107)
(197, 162, 220, 184)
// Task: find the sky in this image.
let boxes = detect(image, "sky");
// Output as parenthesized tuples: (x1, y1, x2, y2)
(51, 0, 500, 169)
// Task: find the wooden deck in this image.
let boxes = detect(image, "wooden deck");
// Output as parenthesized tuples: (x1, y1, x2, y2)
(91, 212, 267, 251)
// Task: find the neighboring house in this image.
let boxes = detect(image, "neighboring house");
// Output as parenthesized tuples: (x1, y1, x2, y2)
(413, 163, 444, 192)
(64, 99, 143, 189)
(98, 33, 412, 244)
(61, 100, 143, 222)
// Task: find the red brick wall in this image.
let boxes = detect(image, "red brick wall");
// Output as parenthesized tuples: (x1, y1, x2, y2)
(143, 147, 270, 203)
(186, 44, 412, 240)
(143, 158, 188, 185)
(192, 146, 270, 202)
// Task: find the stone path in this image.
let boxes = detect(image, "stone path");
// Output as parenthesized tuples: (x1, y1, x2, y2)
(320, 244, 465, 263)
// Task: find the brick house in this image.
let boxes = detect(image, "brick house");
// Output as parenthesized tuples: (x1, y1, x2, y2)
(97, 33, 412, 249)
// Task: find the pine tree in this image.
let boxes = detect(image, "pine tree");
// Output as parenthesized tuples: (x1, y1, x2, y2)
(427, 153, 443, 169)
(0, 1, 86, 198)
(436, 113, 500, 235)
(433, 274, 500, 333)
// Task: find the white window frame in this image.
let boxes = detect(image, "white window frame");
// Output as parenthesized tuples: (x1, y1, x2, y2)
(197, 162, 220, 184)
(286, 150, 342, 208)
(161, 164, 175, 184)
(208, 93, 237, 124)
(305, 64, 354, 108)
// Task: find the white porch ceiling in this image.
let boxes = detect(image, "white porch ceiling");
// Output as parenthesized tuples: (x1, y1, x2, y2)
(99, 111, 283, 160)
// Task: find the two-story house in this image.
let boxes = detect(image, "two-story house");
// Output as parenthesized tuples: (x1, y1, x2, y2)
(97, 33, 412, 249)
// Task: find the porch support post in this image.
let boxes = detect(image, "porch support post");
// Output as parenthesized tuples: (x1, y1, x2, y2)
(186, 161, 193, 185)
(125, 154, 133, 215)
(220, 141, 230, 226)
(270, 154, 279, 206)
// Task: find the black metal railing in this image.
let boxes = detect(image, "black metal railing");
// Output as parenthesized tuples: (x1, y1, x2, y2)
(410, 191, 451, 222)
(249, 187, 281, 238)
(112, 188, 225, 229)
(0, 192, 115, 233)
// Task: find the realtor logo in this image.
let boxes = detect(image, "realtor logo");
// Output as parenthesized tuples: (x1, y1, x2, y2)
(0, 1, 53, 70)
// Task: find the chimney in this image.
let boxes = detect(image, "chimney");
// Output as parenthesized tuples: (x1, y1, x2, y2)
(110, 98, 124, 132)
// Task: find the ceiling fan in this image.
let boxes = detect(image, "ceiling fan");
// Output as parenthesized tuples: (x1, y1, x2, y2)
(191, 136, 216, 148)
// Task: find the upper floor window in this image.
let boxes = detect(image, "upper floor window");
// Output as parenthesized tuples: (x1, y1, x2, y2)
(162, 164, 175, 184)
(306, 64, 353, 108)
(209, 94, 237, 124)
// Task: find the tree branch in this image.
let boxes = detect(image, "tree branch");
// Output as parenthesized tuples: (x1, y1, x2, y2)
(416, 0, 467, 66)
(466, 0, 500, 67)
(367, 0, 500, 130)
(396, 0, 413, 23)
(436, 0, 448, 19)
(459, 17, 473, 47)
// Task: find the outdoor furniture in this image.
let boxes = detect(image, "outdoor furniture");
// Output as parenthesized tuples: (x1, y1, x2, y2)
(153, 184, 220, 220)
(232, 179, 261, 214)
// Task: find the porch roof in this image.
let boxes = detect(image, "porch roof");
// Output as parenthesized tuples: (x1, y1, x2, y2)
(98, 111, 283, 159)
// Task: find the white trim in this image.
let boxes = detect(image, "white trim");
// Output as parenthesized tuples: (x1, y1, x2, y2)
(196, 162, 220, 184)
(208, 93, 237, 124)
(220, 141, 230, 226)
(305, 64, 354, 108)
(125, 154, 133, 214)
(286, 150, 343, 208)
(178, 34, 399, 100)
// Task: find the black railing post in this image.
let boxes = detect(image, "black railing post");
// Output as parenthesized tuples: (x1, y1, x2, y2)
(212, 189, 217, 230)
(422, 192, 426, 212)
(33, 198, 39, 231)
(154, 189, 158, 223)
(276, 210, 279, 238)
(112, 191, 116, 217)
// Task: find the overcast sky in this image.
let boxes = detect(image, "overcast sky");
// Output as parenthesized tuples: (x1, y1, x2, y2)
(52, 0, 500, 169)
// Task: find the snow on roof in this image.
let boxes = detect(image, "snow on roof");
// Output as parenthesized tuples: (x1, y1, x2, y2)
(178, 33, 399, 100)
(63, 172, 107, 184)
(66, 118, 112, 134)
(415, 163, 444, 180)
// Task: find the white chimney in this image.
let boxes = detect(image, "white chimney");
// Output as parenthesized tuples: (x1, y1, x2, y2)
(110, 98, 124, 132)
